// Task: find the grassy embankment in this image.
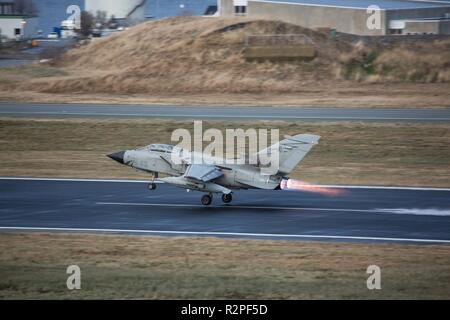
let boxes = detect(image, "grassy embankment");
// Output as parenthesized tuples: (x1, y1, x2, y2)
(0, 17, 449, 107)
(0, 118, 449, 187)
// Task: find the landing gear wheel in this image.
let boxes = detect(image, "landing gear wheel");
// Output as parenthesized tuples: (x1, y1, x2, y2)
(222, 193, 232, 203)
(201, 194, 212, 206)
(148, 182, 157, 190)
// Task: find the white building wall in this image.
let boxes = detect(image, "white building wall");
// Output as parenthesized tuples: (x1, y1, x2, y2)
(85, 0, 146, 23)
(0, 16, 39, 39)
(218, 0, 248, 16)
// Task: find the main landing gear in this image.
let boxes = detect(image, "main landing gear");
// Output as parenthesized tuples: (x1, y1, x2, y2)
(201, 194, 212, 206)
(200, 193, 233, 205)
(222, 193, 232, 204)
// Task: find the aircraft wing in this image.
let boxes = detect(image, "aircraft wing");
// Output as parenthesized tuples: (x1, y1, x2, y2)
(184, 164, 223, 182)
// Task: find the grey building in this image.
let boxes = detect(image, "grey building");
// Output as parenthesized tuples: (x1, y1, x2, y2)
(218, 0, 450, 35)
(0, 1, 39, 40)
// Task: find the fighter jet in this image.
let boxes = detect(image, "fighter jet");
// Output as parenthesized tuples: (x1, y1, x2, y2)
(107, 134, 320, 205)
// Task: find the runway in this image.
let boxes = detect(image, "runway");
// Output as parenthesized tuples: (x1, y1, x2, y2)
(1, 178, 450, 244)
(1, 103, 450, 122)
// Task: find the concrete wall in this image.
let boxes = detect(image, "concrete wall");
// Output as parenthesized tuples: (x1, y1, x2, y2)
(0, 16, 39, 39)
(219, 0, 450, 35)
(439, 20, 450, 34)
(247, 1, 386, 35)
(403, 20, 439, 34)
(219, 0, 235, 16)
(85, 0, 146, 24)
(244, 44, 316, 61)
(385, 7, 450, 22)
(385, 7, 450, 34)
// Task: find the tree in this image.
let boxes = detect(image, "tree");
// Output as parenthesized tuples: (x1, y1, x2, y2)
(108, 15, 119, 29)
(79, 11, 93, 37)
(95, 10, 108, 28)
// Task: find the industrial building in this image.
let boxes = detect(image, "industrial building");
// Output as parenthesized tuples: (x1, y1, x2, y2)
(218, 0, 450, 35)
(85, 0, 147, 25)
(0, 1, 38, 40)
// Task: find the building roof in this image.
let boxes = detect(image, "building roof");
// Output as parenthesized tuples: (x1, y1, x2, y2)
(251, 0, 450, 9)
(0, 15, 27, 18)
(0, 14, 35, 19)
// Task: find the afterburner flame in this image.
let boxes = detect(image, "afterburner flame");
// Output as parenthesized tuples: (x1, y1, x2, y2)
(280, 179, 348, 197)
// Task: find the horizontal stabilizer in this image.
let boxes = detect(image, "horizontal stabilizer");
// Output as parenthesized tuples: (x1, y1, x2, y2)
(257, 133, 320, 174)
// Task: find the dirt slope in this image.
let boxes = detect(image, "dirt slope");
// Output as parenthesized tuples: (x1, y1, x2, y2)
(31, 17, 345, 94)
(1, 16, 449, 105)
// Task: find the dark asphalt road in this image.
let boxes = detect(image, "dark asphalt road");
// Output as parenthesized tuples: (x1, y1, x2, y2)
(1, 178, 450, 244)
(0, 103, 449, 122)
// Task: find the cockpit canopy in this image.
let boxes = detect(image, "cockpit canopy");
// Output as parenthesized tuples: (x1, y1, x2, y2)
(137, 144, 174, 153)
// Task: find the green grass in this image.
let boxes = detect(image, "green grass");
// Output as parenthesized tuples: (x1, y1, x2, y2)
(0, 118, 449, 187)
(0, 64, 67, 82)
(0, 233, 449, 299)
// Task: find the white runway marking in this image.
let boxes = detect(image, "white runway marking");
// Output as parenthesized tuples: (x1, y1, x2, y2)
(1, 110, 449, 121)
(96, 202, 450, 216)
(0, 226, 449, 243)
(1, 177, 449, 191)
(0, 177, 153, 183)
(376, 208, 450, 216)
(97, 201, 379, 213)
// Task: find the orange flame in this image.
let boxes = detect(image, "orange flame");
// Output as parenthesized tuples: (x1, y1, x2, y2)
(280, 179, 348, 197)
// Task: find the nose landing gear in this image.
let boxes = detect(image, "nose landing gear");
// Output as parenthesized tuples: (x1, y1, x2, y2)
(147, 172, 158, 191)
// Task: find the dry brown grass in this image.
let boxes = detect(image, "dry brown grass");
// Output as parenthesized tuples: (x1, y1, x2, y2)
(0, 117, 449, 187)
(1, 17, 449, 106)
(373, 42, 450, 82)
(29, 17, 339, 95)
(335, 39, 450, 83)
(1, 84, 449, 108)
(6, 17, 449, 95)
(0, 232, 449, 299)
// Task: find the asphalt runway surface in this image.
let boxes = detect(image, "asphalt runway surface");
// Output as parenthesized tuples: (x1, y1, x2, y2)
(1, 178, 450, 244)
(1, 103, 450, 122)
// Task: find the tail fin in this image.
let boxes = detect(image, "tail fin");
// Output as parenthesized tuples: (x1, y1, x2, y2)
(257, 134, 320, 174)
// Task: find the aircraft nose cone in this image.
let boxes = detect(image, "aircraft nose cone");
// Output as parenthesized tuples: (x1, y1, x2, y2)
(107, 151, 125, 164)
